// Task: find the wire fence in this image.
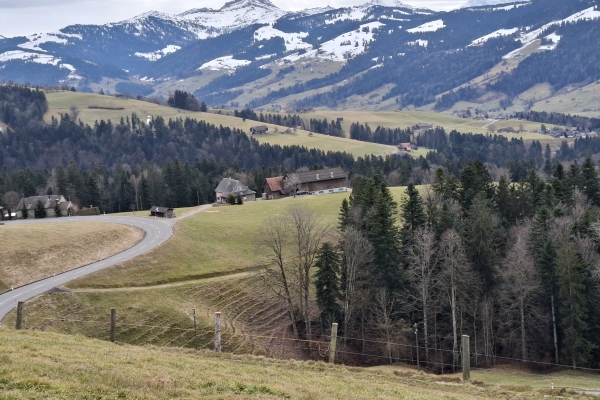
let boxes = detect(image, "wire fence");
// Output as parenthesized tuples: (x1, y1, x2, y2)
(10, 305, 600, 379)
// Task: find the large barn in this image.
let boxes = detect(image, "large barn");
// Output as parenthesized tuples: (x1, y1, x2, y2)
(263, 168, 348, 199)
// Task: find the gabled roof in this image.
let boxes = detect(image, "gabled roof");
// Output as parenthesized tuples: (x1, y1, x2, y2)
(285, 167, 348, 184)
(265, 176, 284, 192)
(251, 125, 269, 131)
(215, 178, 256, 196)
(150, 206, 173, 213)
(16, 195, 67, 211)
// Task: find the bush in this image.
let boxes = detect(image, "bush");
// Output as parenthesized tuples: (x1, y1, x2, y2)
(226, 194, 236, 205)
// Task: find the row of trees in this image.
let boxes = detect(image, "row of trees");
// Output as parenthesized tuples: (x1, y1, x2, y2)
(258, 159, 600, 369)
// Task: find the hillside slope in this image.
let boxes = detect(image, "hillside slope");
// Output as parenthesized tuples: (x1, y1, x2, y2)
(0, 329, 589, 399)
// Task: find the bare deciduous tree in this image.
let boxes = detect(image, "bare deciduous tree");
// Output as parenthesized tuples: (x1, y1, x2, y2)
(284, 173, 302, 198)
(407, 226, 437, 362)
(499, 223, 541, 361)
(439, 229, 477, 369)
(341, 226, 373, 341)
(256, 215, 298, 337)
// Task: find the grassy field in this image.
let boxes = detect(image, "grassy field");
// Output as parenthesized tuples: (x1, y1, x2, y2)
(44, 91, 395, 158)
(1, 330, 579, 400)
(0, 221, 142, 293)
(531, 80, 600, 118)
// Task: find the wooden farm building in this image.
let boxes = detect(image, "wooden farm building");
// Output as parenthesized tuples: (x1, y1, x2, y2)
(215, 178, 256, 203)
(263, 168, 348, 199)
(399, 143, 412, 151)
(15, 195, 71, 219)
(250, 125, 269, 135)
(149, 206, 175, 218)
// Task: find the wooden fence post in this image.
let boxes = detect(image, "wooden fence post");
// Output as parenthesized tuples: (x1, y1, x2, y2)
(193, 308, 197, 350)
(329, 323, 338, 363)
(214, 312, 221, 352)
(15, 301, 24, 330)
(462, 335, 470, 382)
(110, 308, 116, 343)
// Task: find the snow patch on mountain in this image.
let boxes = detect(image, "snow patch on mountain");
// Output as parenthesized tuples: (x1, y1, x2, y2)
(0, 50, 61, 65)
(253, 26, 312, 52)
(503, 6, 600, 59)
(407, 39, 428, 47)
(469, 27, 518, 46)
(17, 32, 75, 52)
(462, 0, 528, 7)
(325, 8, 368, 24)
(319, 21, 385, 61)
(199, 55, 252, 71)
(366, 0, 410, 7)
(135, 45, 181, 61)
(492, 3, 529, 11)
(406, 19, 445, 33)
(296, 6, 334, 16)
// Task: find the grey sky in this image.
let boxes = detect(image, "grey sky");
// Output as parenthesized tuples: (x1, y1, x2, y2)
(0, 0, 465, 38)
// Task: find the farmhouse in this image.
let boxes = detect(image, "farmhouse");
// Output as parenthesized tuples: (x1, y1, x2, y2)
(263, 176, 287, 200)
(250, 125, 269, 135)
(284, 167, 348, 195)
(149, 206, 175, 218)
(415, 123, 433, 130)
(15, 195, 71, 219)
(497, 127, 516, 133)
(399, 143, 412, 151)
(215, 178, 256, 203)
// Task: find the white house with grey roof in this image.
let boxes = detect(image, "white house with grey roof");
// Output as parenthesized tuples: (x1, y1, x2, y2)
(15, 195, 72, 218)
(215, 178, 256, 203)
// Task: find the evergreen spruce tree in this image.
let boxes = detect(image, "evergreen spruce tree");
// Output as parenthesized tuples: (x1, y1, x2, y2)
(462, 192, 499, 292)
(495, 175, 513, 226)
(21, 204, 28, 219)
(460, 160, 494, 209)
(552, 162, 571, 205)
(314, 242, 342, 323)
(54, 202, 62, 217)
(581, 158, 600, 206)
(34, 200, 46, 219)
(556, 240, 595, 367)
(338, 198, 351, 232)
(401, 183, 426, 247)
(566, 162, 582, 191)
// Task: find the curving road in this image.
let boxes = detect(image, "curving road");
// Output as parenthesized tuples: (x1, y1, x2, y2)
(0, 215, 175, 322)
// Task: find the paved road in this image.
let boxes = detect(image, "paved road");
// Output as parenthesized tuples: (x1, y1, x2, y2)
(0, 215, 175, 322)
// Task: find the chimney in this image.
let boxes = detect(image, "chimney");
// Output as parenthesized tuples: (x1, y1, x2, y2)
(330, 172, 334, 178)
(316, 174, 319, 180)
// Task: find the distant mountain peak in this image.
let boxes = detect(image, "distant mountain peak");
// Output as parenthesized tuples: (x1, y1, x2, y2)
(365, 0, 412, 8)
(462, 0, 529, 7)
(220, 0, 281, 11)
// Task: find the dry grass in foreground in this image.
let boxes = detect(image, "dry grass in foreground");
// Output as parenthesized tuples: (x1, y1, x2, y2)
(0, 222, 143, 292)
(0, 329, 581, 400)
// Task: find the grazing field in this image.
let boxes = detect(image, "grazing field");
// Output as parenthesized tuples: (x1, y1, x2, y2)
(0, 330, 573, 400)
(302, 109, 566, 145)
(44, 91, 395, 158)
(0, 222, 143, 293)
(531, 80, 600, 118)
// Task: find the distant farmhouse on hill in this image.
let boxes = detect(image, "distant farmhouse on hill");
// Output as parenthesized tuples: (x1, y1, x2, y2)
(215, 178, 256, 203)
(15, 195, 72, 219)
(250, 125, 268, 135)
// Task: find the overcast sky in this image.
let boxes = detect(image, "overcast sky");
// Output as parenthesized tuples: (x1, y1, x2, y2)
(0, 0, 465, 38)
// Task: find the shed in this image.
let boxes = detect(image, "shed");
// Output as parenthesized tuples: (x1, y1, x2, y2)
(263, 176, 286, 199)
(250, 125, 269, 135)
(150, 206, 175, 218)
(399, 143, 412, 151)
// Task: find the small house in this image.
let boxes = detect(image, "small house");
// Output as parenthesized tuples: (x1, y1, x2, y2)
(215, 178, 256, 203)
(399, 143, 412, 151)
(150, 206, 175, 218)
(337, 117, 344, 123)
(250, 125, 269, 135)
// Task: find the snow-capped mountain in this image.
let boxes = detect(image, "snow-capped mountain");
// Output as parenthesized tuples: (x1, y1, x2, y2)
(462, 0, 529, 7)
(178, 0, 286, 31)
(0, 0, 598, 114)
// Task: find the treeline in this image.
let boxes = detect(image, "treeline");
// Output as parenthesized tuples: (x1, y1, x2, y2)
(0, 85, 48, 129)
(167, 90, 207, 112)
(275, 159, 600, 369)
(0, 111, 353, 172)
(0, 159, 285, 214)
(308, 118, 344, 137)
(514, 111, 600, 132)
(434, 86, 482, 111)
(349, 123, 411, 145)
(233, 108, 304, 128)
(195, 64, 272, 100)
